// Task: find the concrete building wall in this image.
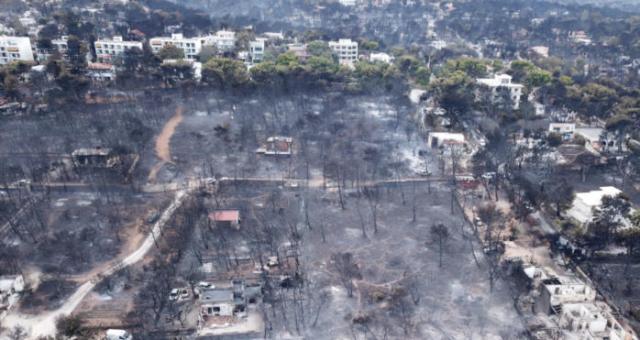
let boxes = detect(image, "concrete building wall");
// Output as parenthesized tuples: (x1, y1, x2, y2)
(0, 36, 34, 64)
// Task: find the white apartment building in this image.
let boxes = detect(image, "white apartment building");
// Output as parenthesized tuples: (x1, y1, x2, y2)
(369, 52, 393, 64)
(476, 73, 524, 109)
(430, 40, 447, 50)
(201, 30, 236, 52)
(248, 39, 265, 64)
(329, 39, 358, 65)
(94, 36, 143, 62)
(150, 33, 201, 60)
(548, 122, 576, 140)
(52, 37, 69, 54)
(36, 36, 69, 61)
(0, 36, 34, 64)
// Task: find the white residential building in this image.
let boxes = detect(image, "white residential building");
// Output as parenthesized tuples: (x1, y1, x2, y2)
(262, 32, 284, 41)
(51, 37, 69, 54)
(0, 275, 24, 295)
(530, 45, 550, 58)
(575, 127, 625, 154)
(0, 23, 15, 35)
(0, 274, 24, 311)
(566, 186, 629, 227)
(287, 43, 309, 60)
(523, 265, 638, 340)
(369, 52, 393, 64)
(559, 302, 635, 340)
(329, 39, 358, 65)
(94, 36, 143, 62)
(430, 40, 447, 50)
(476, 74, 524, 109)
(202, 30, 236, 52)
(150, 33, 201, 60)
(339, 0, 357, 6)
(248, 39, 265, 64)
(548, 123, 576, 141)
(524, 265, 596, 314)
(570, 31, 592, 45)
(87, 62, 116, 82)
(0, 36, 34, 64)
(539, 275, 596, 312)
(36, 36, 70, 61)
(534, 102, 545, 116)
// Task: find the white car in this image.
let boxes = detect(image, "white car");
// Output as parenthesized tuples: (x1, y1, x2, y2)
(106, 329, 133, 340)
(198, 281, 214, 289)
(169, 288, 189, 301)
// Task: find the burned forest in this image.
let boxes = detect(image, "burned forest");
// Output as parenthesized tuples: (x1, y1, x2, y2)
(2, 0, 640, 339)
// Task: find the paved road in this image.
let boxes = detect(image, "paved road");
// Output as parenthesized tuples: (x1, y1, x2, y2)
(530, 211, 557, 235)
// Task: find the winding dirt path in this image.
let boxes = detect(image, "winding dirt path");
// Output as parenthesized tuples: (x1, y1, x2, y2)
(148, 105, 184, 183)
(0, 190, 190, 339)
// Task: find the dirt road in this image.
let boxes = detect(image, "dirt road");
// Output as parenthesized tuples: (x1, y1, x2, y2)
(148, 105, 184, 182)
(0, 190, 190, 339)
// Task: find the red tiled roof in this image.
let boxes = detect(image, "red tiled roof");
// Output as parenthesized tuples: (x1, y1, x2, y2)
(88, 62, 114, 70)
(209, 210, 240, 222)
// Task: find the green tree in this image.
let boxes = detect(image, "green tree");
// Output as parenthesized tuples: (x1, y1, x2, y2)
(605, 113, 633, 153)
(198, 45, 218, 63)
(160, 61, 194, 85)
(509, 60, 534, 82)
(396, 55, 420, 74)
(428, 70, 474, 116)
(250, 60, 278, 86)
(360, 40, 379, 51)
(66, 35, 87, 75)
(202, 58, 249, 89)
(55, 71, 89, 101)
(158, 45, 185, 60)
(2, 74, 20, 100)
(307, 40, 333, 59)
(590, 194, 632, 246)
(619, 226, 640, 256)
(546, 180, 574, 217)
(120, 47, 143, 73)
(307, 55, 339, 79)
(414, 66, 430, 86)
(547, 132, 563, 147)
(445, 58, 488, 78)
(525, 69, 552, 87)
(275, 52, 300, 68)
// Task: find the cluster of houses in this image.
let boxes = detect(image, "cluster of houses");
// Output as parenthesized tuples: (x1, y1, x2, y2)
(1, 27, 398, 86)
(520, 265, 637, 340)
(158, 207, 301, 336)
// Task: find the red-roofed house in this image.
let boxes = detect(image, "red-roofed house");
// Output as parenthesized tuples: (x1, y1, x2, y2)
(209, 210, 241, 229)
(256, 136, 293, 156)
(87, 62, 115, 82)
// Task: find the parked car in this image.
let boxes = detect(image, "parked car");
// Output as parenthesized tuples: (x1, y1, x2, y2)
(169, 288, 189, 301)
(106, 329, 133, 340)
